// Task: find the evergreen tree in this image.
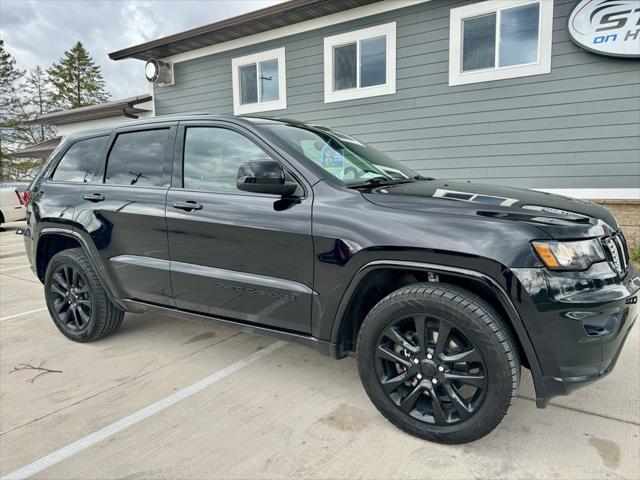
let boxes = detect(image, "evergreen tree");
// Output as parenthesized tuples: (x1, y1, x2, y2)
(0, 40, 25, 178)
(47, 41, 110, 109)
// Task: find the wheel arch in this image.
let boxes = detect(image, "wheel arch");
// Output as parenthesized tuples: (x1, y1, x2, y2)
(330, 260, 546, 401)
(36, 228, 128, 310)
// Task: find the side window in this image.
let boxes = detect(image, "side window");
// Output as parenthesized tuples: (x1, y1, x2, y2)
(51, 136, 108, 183)
(105, 129, 170, 186)
(183, 127, 271, 192)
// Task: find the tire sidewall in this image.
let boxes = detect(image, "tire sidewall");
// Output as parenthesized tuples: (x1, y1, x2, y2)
(357, 287, 516, 443)
(44, 251, 102, 342)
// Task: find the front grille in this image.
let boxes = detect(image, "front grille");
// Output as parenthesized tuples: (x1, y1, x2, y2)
(603, 233, 629, 274)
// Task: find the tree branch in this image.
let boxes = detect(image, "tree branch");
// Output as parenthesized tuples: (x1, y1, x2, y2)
(10, 360, 62, 383)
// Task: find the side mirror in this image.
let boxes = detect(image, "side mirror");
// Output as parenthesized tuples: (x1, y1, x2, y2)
(236, 161, 298, 197)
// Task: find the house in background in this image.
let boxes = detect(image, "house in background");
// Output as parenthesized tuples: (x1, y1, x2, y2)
(109, 0, 639, 197)
(9, 94, 153, 164)
(20, 0, 639, 243)
(107, 0, 640, 245)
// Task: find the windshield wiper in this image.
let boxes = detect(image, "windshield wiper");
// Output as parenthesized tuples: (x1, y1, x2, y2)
(346, 177, 416, 189)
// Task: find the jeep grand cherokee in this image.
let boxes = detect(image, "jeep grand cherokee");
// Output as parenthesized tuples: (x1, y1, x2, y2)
(22, 115, 638, 443)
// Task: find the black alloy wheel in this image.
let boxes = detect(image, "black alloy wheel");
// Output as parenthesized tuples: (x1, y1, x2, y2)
(357, 283, 520, 444)
(375, 314, 487, 425)
(50, 264, 93, 332)
(44, 248, 124, 342)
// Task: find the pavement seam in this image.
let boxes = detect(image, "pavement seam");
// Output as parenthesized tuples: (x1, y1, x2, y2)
(516, 394, 640, 426)
(0, 331, 244, 437)
(0, 272, 41, 284)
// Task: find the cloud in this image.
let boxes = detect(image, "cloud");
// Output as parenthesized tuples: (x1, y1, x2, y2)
(1, 0, 283, 99)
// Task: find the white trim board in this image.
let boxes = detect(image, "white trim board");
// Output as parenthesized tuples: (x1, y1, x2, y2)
(161, 0, 431, 65)
(535, 188, 640, 200)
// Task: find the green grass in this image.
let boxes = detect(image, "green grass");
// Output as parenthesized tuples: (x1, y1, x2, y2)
(630, 244, 640, 265)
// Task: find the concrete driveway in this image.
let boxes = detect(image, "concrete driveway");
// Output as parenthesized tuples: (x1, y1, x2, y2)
(1, 220, 638, 479)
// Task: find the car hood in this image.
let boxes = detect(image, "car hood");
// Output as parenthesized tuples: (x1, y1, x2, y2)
(362, 179, 618, 239)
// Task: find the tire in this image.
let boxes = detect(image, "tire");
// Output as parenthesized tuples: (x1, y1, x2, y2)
(44, 248, 124, 342)
(356, 283, 520, 444)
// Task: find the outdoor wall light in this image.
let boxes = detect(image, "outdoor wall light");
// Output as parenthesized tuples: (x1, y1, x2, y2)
(144, 58, 174, 86)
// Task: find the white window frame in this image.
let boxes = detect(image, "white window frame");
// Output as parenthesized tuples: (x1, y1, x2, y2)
(449, 0, 554, 86)
(231, 47, 287, 115)
(323, 22, 396, 103)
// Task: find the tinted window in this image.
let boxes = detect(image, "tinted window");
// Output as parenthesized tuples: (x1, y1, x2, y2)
(183, 127, 271, 192)
(105, 129, 169, 186)
(52, 136, 108, 183)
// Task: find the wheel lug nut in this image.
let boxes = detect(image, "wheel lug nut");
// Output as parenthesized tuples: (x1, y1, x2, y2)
(432, 378, 438, 384)
(438, 366, 444, 372)
(413, 359, 419, 364)
(427, 353, 433, 360)
(416, 374, 422, 380)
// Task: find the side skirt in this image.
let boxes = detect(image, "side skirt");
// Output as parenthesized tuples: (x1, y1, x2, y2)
(121, 299, 336, 357)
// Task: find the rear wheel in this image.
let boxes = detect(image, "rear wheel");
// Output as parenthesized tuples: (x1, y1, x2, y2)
(44, 248, 124, 342)
(356, 283, 520, 444)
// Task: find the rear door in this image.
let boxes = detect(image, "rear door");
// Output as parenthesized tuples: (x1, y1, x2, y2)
(75, 123, 176, 306)
(165, 121, 314, 333)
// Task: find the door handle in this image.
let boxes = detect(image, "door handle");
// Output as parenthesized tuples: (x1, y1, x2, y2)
(173, 201, 203, 212)
(82, 193, 105, 202)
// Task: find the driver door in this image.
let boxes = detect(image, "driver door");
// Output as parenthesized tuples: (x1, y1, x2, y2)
(165, 122, 314, 333)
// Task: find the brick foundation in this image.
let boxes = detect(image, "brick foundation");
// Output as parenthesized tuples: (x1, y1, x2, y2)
(589, 200, 640, 251)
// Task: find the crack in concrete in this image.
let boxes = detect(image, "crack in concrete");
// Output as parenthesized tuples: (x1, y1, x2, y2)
(516, 394, 640, 426)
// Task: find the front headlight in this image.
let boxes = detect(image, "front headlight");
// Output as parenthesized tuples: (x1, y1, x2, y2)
(532, 239, 605, 270)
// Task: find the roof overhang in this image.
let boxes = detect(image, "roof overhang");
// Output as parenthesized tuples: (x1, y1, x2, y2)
(26, 94, 152, 126)
(108, 0, 381, 61)
(8, 137, 62, 159)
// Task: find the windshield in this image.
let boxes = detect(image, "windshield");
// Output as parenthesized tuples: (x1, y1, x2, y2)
(265, 124, 418, 185)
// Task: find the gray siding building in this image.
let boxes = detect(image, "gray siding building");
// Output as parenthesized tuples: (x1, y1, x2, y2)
(110, 0, 640, 201)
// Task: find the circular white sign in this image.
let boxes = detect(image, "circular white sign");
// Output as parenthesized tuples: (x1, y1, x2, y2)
(568, 0, 640, 58)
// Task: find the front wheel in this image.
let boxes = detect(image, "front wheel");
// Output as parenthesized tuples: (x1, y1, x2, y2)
(356, 283, 520, 444)
(44, 248, 124, 342)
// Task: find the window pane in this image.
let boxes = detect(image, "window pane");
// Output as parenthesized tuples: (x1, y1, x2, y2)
(360, 35, 386, 87)
(240, 64, 258, 104)
(462, 13, 496, 71)
(258, 59, 279, 102)
(183, 127, 271, 192)
(52, 136, 108, 183)
(333, 43, 357, 91)
(105, 130, 168, 187)
(499, 3, 540, 67)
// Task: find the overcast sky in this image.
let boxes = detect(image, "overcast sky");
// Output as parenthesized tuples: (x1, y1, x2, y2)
(0, 0, 282, 100)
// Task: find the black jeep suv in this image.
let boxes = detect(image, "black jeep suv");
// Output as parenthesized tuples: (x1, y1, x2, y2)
(23, 115, 638, 443)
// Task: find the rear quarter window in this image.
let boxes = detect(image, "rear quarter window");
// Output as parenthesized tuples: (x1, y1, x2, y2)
(51, 136, 108, 183)
(105, 129, 170, 187)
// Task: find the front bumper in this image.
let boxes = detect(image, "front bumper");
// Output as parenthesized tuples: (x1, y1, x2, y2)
(511, 261, 639, 407)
